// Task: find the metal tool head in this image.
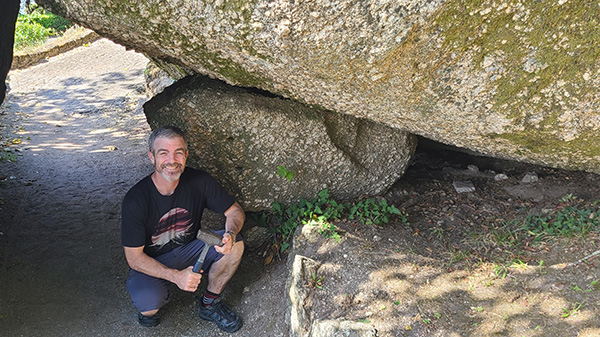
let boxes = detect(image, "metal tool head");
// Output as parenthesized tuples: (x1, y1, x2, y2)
(196, 229, 225, 247)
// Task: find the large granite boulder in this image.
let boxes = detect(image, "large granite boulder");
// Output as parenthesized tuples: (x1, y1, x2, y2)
(144, 75, 417, 211)
(37, 0, 600, 173)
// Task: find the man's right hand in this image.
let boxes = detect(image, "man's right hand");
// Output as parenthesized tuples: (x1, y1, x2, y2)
(124, 246, 203, 292)
(174, 266, 203, 292)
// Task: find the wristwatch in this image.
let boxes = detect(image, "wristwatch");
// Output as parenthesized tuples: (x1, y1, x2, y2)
(226, 230, 236, 244)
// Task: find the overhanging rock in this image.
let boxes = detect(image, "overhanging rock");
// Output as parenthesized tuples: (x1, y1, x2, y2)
(37, 0, 600, 173)
(144, 75, 416, 211)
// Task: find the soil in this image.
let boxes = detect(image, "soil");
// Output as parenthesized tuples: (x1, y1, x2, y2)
(1, 38, 599, 337)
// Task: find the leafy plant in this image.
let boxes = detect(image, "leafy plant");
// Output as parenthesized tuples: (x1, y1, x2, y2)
(276, 165, 295, 181)
(349, 197, 404, 226)
(521, 196, 600, 240)
(268, 189, 406, 252)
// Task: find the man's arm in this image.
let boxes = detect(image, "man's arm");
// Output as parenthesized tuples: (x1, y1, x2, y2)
(216, 202, 245, 254)
(123, 246, 202, 292)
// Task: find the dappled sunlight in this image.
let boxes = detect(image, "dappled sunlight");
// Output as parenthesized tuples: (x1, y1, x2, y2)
(303, 221, 600, 337)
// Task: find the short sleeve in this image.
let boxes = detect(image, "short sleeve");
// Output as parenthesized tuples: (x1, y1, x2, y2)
(121, 187, 148, 248)
(201, 173, 236, 214)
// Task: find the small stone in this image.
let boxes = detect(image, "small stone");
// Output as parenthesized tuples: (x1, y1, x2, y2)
(453, 181, 475, 193)
(467, 165, 479, 172)
(373, 235, 382, 242)
(343, 254, 348, 258)
(494, 173, 508, 181)
(522, 172, 539, 183)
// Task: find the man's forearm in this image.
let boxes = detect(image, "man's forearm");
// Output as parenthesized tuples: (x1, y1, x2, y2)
(224, 202, 245, 235)
(124, 247, 178, 283)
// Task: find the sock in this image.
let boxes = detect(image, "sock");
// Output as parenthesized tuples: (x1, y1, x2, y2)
(202, 290, 220, 307)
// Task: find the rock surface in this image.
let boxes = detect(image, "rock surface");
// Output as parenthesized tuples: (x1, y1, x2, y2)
(144, 75, 417, 211)
(37, 0, 600, 173)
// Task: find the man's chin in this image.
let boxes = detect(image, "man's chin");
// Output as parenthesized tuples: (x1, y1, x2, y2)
(159, 171, 182, 182)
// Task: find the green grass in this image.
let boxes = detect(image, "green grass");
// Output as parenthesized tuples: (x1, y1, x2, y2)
(15, 6, 72, 50)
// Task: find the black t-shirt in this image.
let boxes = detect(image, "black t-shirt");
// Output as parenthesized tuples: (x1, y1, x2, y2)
(121, 167, 236, 258)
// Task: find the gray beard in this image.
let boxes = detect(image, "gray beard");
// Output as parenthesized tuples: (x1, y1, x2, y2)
(159, 170, 182, 182)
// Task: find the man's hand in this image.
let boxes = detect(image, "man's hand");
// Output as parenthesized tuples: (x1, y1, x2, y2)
(217, 202, 245, 255)
(215, 232, 235, 254)
(173, 266, 203, 292)
(124, 246, 202, 292)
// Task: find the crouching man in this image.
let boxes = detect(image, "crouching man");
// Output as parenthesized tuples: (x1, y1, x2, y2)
(121, 125, 245, 332)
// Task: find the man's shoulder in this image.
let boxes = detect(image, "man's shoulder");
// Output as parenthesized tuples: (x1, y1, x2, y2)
(124, 174, 153, 200)
(182, 167, 213, 181)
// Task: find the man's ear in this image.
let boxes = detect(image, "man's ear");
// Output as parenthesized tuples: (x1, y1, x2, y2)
(148, 150, 155, 165)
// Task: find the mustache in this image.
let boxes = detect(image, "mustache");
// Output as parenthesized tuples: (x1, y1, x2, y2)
(160, 163, 183, 170)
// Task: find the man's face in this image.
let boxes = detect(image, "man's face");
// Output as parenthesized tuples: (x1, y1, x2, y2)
(148, 136, 188, 182)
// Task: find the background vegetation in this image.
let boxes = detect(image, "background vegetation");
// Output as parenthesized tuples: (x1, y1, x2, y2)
(14, 5, 72, 51)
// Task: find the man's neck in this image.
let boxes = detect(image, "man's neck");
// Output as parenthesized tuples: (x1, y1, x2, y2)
(151, 172, 179, 196)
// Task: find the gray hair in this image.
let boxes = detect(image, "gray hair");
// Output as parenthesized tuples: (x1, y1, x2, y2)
(148, 126, 187, 153)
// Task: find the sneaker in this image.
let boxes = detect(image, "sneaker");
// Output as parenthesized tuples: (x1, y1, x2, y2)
(198, 298, 242, 333)
(138, 311, 160, 327)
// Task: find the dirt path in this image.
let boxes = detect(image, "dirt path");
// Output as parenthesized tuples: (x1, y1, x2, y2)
(0, 39, 288, 336)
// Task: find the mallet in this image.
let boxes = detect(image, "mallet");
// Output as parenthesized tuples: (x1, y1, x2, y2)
(192, 230, 225, 273)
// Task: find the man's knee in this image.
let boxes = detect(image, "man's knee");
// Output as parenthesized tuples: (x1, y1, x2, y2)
(127, 272, 170, 312)
(231, 240, 244, 260)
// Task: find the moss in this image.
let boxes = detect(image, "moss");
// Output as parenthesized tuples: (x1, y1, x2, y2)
(433, 0, 600, 125)
(491, 128, 600, 170)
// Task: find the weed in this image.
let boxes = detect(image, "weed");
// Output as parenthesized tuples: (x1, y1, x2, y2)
(490, 220, 525, 247)
(308, 272, 323, 289)
(493, 263, 509, 279)
(0, 149, 18, 162)
(449, 248, 470, 264)
(591, 280, 600, 290)
(510, 259, 528, 270)
(561, 301, 585, 318)
(430, 227, 444, 239)
(538, 260, 546, 275)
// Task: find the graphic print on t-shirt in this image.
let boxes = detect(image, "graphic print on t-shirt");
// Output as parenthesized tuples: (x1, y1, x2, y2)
(151, 208, 193, 249)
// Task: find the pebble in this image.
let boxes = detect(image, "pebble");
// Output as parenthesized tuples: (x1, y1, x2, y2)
(494, 173, 508, 181)
(522, 172, 539, 183)
(467, 165, 479, 172)
(453, 181, 475, 193)
(373, 235, 382, 242)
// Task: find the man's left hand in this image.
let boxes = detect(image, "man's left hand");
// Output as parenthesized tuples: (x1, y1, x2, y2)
(215, 232, 235, 254)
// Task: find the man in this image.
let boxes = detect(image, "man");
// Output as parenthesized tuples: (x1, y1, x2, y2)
(121, 126, 245, 332)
